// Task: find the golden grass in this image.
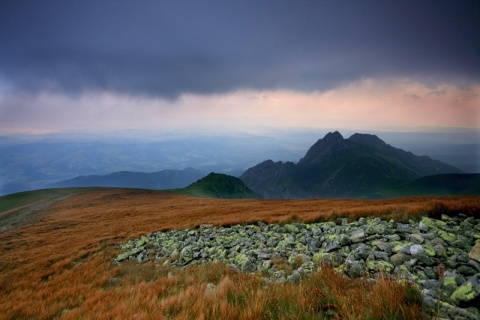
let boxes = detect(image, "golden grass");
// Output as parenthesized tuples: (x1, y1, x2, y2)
(0, 189, 478, 319)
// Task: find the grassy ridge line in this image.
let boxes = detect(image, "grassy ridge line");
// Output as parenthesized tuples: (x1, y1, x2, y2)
(0, 187, 157, 214)
(0, 190, 478, 319)
(0, 189, 68, 213)
(171, 172, 262, 199)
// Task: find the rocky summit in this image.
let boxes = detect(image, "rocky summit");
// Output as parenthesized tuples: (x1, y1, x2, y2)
(116, 214, 480, 319)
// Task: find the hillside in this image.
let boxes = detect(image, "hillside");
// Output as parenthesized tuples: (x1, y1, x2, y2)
(387, 173, 480, 197)
(51, 168, 204, 190)
(241, 132, 464, 198)
(0, 189, 479, 319)
(175, 172, 262, 199)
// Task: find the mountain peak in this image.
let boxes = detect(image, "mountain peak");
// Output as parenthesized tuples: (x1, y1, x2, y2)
(298, 131, 347, 165)
(324, 131, 344, 141)
(241, 131, 464, 199)
(348, 133, 387, 148)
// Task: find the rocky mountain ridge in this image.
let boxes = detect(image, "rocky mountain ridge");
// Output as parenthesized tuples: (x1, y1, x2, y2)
(241, 132, 464, 198)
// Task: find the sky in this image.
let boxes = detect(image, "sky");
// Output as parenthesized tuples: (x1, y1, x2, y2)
(0, 0, 479, 135)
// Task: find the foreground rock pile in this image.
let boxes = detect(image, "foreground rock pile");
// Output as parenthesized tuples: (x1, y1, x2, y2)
(115, 214, 480, 319)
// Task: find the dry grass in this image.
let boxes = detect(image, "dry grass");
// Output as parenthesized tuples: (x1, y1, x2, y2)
(0, 189, 478, 319)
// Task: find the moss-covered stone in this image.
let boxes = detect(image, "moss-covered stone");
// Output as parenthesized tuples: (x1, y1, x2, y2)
(324, 233, 339, 242)
(312, 252, 326, 264)
(366, 260, 394, 273)
(450, 282, 475, 305)
(284, 224, 299, 233)
(438, 230, 456, 244)
(409, 233, 424, 244)
(323, 221, 336, 229)
(349, 229, 366, 243)
(442, 276, 458, 293)
(423, 245, 436, 257)
(115, 252, 130, 262)
(392, 242, 412, 254)
(234, 253, 248, 267)
(114, 214, 480, 315)
(421, 217, 446, 229)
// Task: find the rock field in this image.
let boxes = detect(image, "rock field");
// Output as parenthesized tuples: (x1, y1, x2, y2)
(115, 214, 480, 319)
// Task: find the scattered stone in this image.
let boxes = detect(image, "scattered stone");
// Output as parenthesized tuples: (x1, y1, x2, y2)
(419, 221, 429, 232)
(458, 266, 477, 277)
(451, 274, 480, 307)
(349, 229, 366, 243)
(345, 259, 366, 278)
(469, 243, 480, 263)
(410, 244, 425, 256)
(390, 253, 406, 266)
(409, 233, 425, 244)
(115, 214, 480, 319)
(205, 283, 217, 294)
(442, 276, 458, 293)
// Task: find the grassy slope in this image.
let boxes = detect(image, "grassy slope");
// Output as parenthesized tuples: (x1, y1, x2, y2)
(1, 189, 479, 319)
(0, 189, 68, 213)
(173, 172, 262, 199)
(383, 173, 480, 197)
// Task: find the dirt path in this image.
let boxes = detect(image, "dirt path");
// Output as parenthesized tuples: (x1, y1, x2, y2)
(0, 193, 76, 232)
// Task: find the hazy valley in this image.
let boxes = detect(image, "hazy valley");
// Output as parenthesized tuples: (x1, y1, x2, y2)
(1, 129, 479, 197)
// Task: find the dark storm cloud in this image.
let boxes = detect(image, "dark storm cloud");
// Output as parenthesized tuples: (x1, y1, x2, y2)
(0, 0, 479, 98)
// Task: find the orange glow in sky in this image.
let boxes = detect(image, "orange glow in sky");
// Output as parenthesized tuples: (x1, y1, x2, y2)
(0, 79, 478, 134)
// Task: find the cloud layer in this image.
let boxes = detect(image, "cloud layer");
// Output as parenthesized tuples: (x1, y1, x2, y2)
(1, 79, 478, 134)
(0, 1, 479, 98)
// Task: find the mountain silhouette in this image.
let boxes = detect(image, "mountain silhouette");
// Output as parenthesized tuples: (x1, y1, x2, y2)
(52, 168, 204, 190)
(240, 132, 464, 198)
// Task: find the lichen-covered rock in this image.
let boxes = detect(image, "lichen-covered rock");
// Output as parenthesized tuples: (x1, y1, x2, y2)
(115, 214, 480, 318)
(366, 259, 394, 273)
(397, 223, 414, 233)
(115, 252, 130, 263)
(392, 242, 412, 254)
(419, 221, 429, 232)
(409, 234, 425, 244)
(345, 259, 366, 278)
(352, 243, 371, 260)
(421, 217, 447, 229)
(442, 276, 459, 294)
(390, 252, 406, 266)
(349, 229, 366, 243)
(438, 230, 456, 244)
(284, 224, 299, 233)
(450, 274, 480, 307)
(423, 245, 436, 257)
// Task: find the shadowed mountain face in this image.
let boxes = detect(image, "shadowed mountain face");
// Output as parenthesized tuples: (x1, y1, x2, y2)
(388, 173, 480, 197)
(240, 132, 464, 198)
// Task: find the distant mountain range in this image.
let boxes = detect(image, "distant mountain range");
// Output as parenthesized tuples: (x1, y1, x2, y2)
(1, 130, 478, 196)
(21, 131, 480, 199)
(240, 132, 471, 198)
(51, 168, 204, 190)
